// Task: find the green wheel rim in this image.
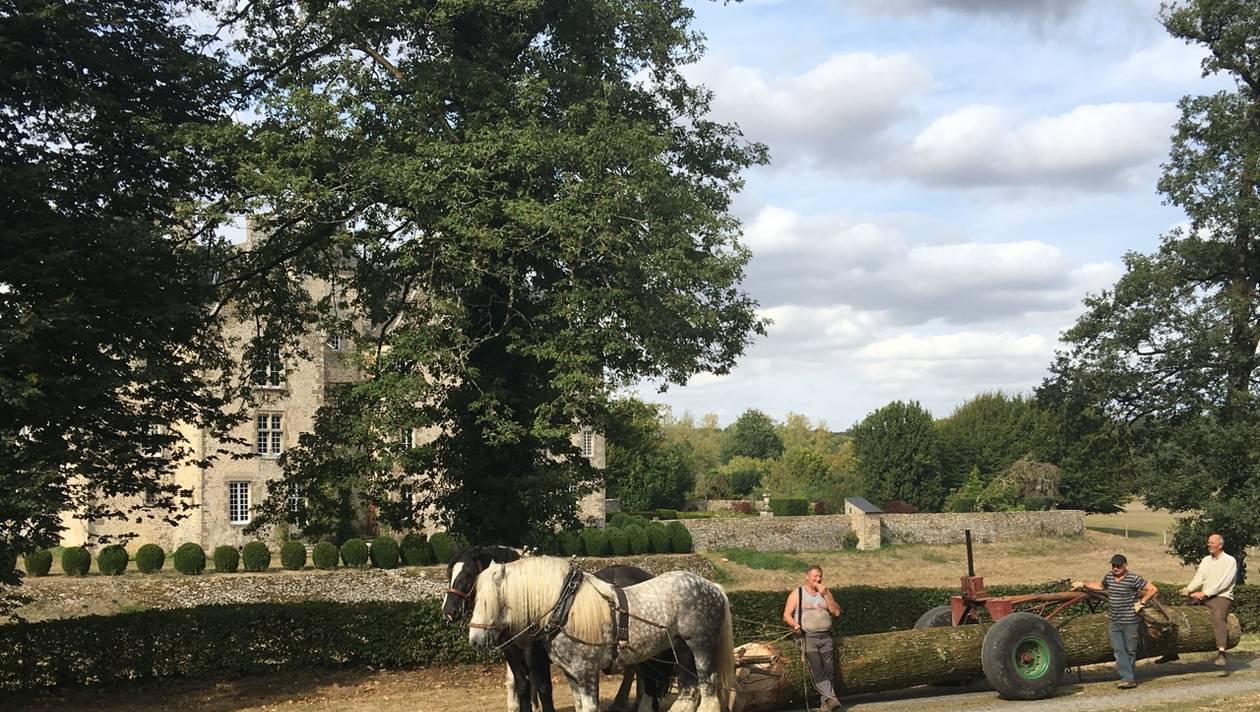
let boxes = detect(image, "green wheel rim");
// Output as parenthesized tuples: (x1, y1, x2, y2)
(1012, 635, 1052, 679)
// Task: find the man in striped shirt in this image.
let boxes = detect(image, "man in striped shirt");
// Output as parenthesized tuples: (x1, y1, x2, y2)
(1072, 553, 1158, 688)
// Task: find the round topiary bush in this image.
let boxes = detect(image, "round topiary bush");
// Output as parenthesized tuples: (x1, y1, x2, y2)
(399, 533, 433, 566)
(173, 542, 206, 575)
(626, 515, 651, 530)
(580, 527, 609, 557)
(624, 525, 649, 555)
(559, 530, 583, 556)
(280, 540, 307, 571)
(340, 537, 368, 568)
(212, 545, 240, 573)
(312, 541, 339, 570)
(606, 527, 629, 556)
(646, 523, 670, 554)
(609, 512, 629, 528)
(665, 521, 693, 554)
(242, 541, 271, 572)
(369, 535, 399, 569)
(97, 545, 129, 576)
(429, 531, 465, 564)
(24, 549, 52, 577)
(135, 544, 165, 574)
(61, 546, 91, 576)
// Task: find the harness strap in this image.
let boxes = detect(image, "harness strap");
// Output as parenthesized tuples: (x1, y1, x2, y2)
(541, 566, 586, 641)
(615, 587, 630, 644)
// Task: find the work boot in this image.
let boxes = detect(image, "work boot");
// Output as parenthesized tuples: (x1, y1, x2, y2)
(1153, 653, 1180, 664)
(1215, 651, 1227, 667)
(1117, 680, 1138, 689)
(821, 696, 842, 712)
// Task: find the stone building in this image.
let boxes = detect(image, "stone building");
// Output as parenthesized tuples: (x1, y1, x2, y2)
(60, 229, 605, 551)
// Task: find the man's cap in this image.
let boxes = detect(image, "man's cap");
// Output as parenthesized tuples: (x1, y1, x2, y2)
(1110, 553, 1128, 567)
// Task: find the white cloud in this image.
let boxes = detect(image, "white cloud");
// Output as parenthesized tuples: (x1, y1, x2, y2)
(854, 331, 1053, 393)
(692, 52, 932, 168)
(1112, 37, 1212, 86)
(904, 102, 1178, 188)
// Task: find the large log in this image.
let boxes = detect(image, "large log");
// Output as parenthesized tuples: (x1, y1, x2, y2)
(745, 607, 1240, 706)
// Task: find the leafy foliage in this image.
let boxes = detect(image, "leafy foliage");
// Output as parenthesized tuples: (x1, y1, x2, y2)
(280, 541, 307, 571)
(23, 550, 51, 577)
(369, 536, 399, 570)
(852, 401, 945, 511)
(580, 528, 609, 557)
(721, 410, 784, 463)
(97, 545, 128, 576)
(311, 542, 339, 570)
(340, 538, 368, 568)
(665, 521, 693, 553)
(60, 547, 90, 577)
(936, 393, 1055, 493)
(234, 0, 767, 544)
(606, 399, 695, 511)
(646, 524, 670, 554)
(606, 527, 630, 556)
(212, 546, 239, 574)
(768, 498, 809, 516)
(134, 545, 165, 574)
(559, 530, 582, 556)
(0, 0, 245, 612)
(399, 533, 432, 566)
(241, 542, 271, 573)
(1043, 0, 1260, 575)
(624, 525, 649, 555)
(172, 543, 205, 576)
(428, 532, 462, 565)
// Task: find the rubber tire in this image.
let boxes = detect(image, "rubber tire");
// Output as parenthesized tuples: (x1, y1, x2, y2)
(980, 612, 1066, 700)
(913, 605, 954, 629)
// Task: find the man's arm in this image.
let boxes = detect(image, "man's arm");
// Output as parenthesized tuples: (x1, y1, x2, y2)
(782, 589, 801, 631)
(1200, 557, 1238, 598)
(821, 587, 841, 617)
(1139, 581, 1157, 604)
(1181, 559, 1207, 596)
(1071, 578, 1104, 592)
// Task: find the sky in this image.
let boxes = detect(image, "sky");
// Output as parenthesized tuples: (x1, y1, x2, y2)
(631, 0, 1234, 430)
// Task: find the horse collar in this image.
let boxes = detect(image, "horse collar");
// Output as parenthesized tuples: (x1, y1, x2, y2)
(540, 566, 586, 641)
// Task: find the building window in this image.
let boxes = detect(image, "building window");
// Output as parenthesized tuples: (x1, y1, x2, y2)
(581, 430, 595, 458)
(256, 413, 283, 457)
(228, 481, 250, 524)
(401, 485, 414, 508)
(400, 428, 414, 449)
(146, 424, 169, 458)
(251, 346, 285, 388)
(327, 332, 342, 351)
(287, 483, 303, 513)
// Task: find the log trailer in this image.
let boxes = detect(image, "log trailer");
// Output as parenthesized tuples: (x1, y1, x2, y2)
(732, 530, 1242, 711)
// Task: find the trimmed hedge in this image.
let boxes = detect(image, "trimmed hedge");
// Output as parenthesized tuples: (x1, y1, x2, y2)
(312, 541, 339, 570)
(399, 533, 433, 566)
(280, 541, 307, 571)
(212, 545, 240, 574)
(340, 538, 368, 568)
(580, 527, 609, 556)
(1, 581, 1258, 692)
(369, 536, 399, 570)
(624, 525, 649, 555)
(429, 532, 466, 565)
(655, 509, 677, 520)
(768, 498, 809, 516)
(646, 523, 670, 554)
(665, 521, 693, 553)
(135, 544, 165, 574)
(97, 545, 129, 576)
(559, 530, 582, 556)
(173, 543, 206, 575)
(606, 527, 630, 556)
(242, 541, 271, 572)
(60, 547, 90, 577)
(23, 550, 52, 577)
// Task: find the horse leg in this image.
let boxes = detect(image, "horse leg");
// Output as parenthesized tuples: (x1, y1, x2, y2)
(688, 643, 722, 712)
(666, 637, 700, 712)
(608, 665, 635, 712)
(567, 671, 601, 712)
(526, 639, 556, 712)
(503, 646, 532, 712)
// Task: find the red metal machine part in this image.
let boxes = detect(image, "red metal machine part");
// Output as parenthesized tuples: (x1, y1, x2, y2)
(950, 529, 1100, 626)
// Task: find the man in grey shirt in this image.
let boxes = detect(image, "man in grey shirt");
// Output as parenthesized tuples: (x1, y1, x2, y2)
(784, 565, 843, 711)
(1073, 553, 1158, 688)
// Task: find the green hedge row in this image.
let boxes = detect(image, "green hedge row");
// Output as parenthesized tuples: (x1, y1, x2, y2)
(0, 581, 1255, 692)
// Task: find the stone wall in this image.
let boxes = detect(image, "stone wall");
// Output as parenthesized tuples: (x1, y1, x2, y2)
(680, 514, 853, 552)
(678, 510, 1085, 552)
(880, 510, 1085, 545)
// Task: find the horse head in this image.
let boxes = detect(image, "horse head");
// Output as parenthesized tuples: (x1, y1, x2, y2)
(467, 561, 508, 648)
(443, 548, 481, 623)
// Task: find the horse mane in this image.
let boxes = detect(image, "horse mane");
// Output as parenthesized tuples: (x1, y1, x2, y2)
(475, 556, 610, 644)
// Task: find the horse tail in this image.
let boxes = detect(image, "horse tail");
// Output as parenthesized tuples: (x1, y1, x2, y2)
(716, 589, 736, 711)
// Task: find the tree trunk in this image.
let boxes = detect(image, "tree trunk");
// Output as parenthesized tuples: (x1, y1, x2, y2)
(752, 607, 1239, 704)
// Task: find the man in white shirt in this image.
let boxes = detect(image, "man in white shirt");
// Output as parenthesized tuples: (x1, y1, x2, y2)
(1179, 533, 1237, 667)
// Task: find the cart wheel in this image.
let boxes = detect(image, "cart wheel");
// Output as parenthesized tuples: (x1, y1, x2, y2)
(981, 613, 1065, 700)
(913, 605, 954, 629)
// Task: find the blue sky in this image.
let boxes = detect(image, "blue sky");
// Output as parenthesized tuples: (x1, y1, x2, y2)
(633, 0, 1233, 429)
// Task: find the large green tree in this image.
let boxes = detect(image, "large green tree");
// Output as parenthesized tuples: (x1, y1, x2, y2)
(233, 0, 767, 542)
(604, 399, 694, 512)
(1046, 0, 1260, 577)
(852, 400, 944, 510)
(720, 408, 784, 463)
(0, 0, 241, 606)
(936, 392, 1054, 491)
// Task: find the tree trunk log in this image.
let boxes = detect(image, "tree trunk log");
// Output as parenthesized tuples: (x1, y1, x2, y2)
(754, 607, 1240, 704)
